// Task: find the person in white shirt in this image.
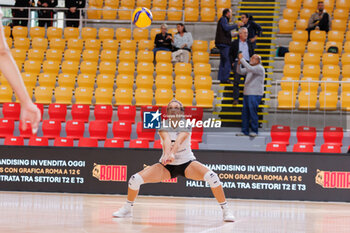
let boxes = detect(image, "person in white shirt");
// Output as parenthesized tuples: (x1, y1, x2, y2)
(113, 100, 235, 222)
(171, 23, 193, 63)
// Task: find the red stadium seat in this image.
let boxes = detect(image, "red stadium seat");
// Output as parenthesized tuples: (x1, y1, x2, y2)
(4, 136, 24, 146)
(94, 105, 113, 122)
(184, 106, 203, 121)
(266, 143, 287, 152)
(112, 121, 132, 140)
(129, 139, 149, 148)
(0, 118, 15, 138)
(292, 143, 314, 152)
(19, 121, 34, 138)
(296, 126, 316, 145)
(48, 104, 67, 122)
(140, 105, 160, 121)
(136, 122, 156, 141)
(54, 137, 74, 147)
(28, 137, 49, 146)
(2, 103, 20, 120)
(89, 120, 108, 140)
(35, 103, 44, 122)
(160, 106, 168, 120)
(66, 120, 85, 139)
(117, 105, 136, 123)
(323, 126, 343, 146)
(71, 104, 90, 123)
(191, 141, 199, 150)
(78, 138, 98, 147)
(104, 139, 124, 148)
(153, 139, 162, 148)
(191, 126, 203, 143)
(320, 144, 341, 153)
(270, 125, 291, 145)
(42, 120, 61, 138)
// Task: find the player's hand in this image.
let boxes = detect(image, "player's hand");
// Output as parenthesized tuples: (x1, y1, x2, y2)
(20, 101, 41, 135)
(161, 153, 175, 165)
(238, 53, 243, 60)
(237, 21, 244, 27)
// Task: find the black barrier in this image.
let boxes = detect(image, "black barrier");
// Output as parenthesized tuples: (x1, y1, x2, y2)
(0, 146, 349, 202)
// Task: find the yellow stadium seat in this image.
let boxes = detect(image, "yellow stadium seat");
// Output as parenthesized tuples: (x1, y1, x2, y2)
(14, 37, 30, 50)
(117, 62, 134, 75)
(185, 8, 199, 22)
(12, 26, 28, 38)
(0, 85, 13, 103)
(216, 0, 230, 8)
(57, 73, 76, 89)
(120, 39, 137, 51)
(0, 75, 9, 86)
(333, 8, 349, 20)
(85, 39, 101, 51)
(21, 72, 38, 87)
(82, 50, 100, 62)
(99, 49, 117, 62)
(296, 19, 308, 30)
(30, 27, 45, 38)
(292, 30, 308, 44)
(138, 40, 154, 51)
(102, 39, 118, 51)
(114, 88, 133, 105)
(175, 89, 193, 106)
(322, 65, 340, 78)
(196, 89, 214, 108)
(168, 28, 178, 37)
(96, 74, 115, 88)
(298, 91, 317, 110)
(332, 19, 347, 32)
(24, 60, 41, 74)
(153, 0, 167, 8)
(155, 89, 173, 106)
(286, 0, 302, 9)
(156, 62, 173, 76)
(322, 53, 339, 65)
(152, 7, 166, 21)
(99, 61, 117, 75)
(344, 41, 350, 53)
(341, 91, 350, 110)
(137, 50, 154, 62)
(299, 8, 313, 20)
(342, 77, 350, 92)
(156, 51, 172, 63)
(118, 6, 133, 20)
(283, 64, 301, 77)
(284, 53, 302, 65)
(80, 61, 98, 75)
(341, 53, 350, 65)
(192, 40, 208, 52)
(47, 27, 62, 39)
(28, 49, 44, 62)
(324, 0, 335, 12)
(74, 87, 94, 105)
(82, 27, 97, 40)
(43, 60, 60, 74)
(209, 40, 215, 51)
(283, 8, 298, 21)
(192, 51, 210, 64)
(319, 91, 338, 111)
(4, 26, 11, 37)
(54, 87, 73, 104)
(64, 27, 79, 39)
(175, 63, 192, 76)
(116, 74, 134, 89)
(49, 38, 66, 51)
(137, 62, 154, 75)
(303, 0, 317, 9)
(135, 88, 153, 106)
(336, 0, 350, 9)
(288, 41, 305, 54)
(303, 64, 320, 78)
(168, 7, 183, 21)
(280, 76, 299, 92)
(61, 61, 79, 74)
(194, 63, 211, 76)
(310, 30, 326, 42)
(34, 86, 53, 104)
(155, 75, 173, 89)
(137, 0, 151, 8)
(31, 37, 48, 50)
(194, 75, 212, 90)
(321, 77, 339, 92)
(67, 38, 83, 51)
(307, 41, 324, 55)
(325, 41, 342, 54)
(133, 28, 149, 41)
(115, 28, 131, 41)
(119, 50, 136, 62)
(87, 6, 102, 19)
(175, 75, 192, 89)
(99, 27, 114, 40)
(303, 53, 321, 65)
(94, 87, 114, 105)
(136, 74, 153, 89)
(300, 77, 319, 92)
(279, 19, 294, 34)
(277, 90, 297, 109)
(89, 0, 103, 7)
(11, 48, 26, 63)
(169, 0, 183, 8)
(64, 49, 81, 62)
(185, 0, 199, 7)
(105, 0, 119, 7)
(46, 49, 63, 62)
(38, 73, 57, 88)
(6, 37, 13, 48)
(201, 7, 216, 22)
(102, 6, 117, 20)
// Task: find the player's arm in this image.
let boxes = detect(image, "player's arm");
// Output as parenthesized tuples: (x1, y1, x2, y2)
(159, 130, 174, 165)
(170, 132, 190, 155)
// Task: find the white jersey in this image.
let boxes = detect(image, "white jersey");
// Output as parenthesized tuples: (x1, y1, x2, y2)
(158, 119, 196, 165)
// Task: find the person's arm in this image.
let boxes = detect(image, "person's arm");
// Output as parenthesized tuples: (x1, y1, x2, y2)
(236, 61, 247, 76)
(163, 33, 172, 45)
(308, 14, 318, 28)
(159, 130, 174, 165)
(170, 132, 190, 155)
(254, 21, 263, 38)
(239, 56, 261, 74)
(220, 17, 238, 32)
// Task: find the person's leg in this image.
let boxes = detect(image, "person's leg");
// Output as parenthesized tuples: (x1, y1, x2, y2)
(241, 95, 250, 135)
(233, 62, 241, 102)
(183, 50, 190, 63)
(217, 45, 224, 82)
(249, 95, 262, 135)
(222, 45, 231, 83)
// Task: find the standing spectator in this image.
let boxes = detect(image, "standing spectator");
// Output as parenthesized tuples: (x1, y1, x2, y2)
(37, 0, 58, 28)
(215, 8, 243, 84)
(12, 0, 33, 27)
(230, 27, 255, 105)
(240, 13, 262, 49)
(153, 24, 173, 55)
(307, 1, 331, 38)
(171, 23, 193, 63)
(236, 53, 265, 137)
(65, 0, 86, 27)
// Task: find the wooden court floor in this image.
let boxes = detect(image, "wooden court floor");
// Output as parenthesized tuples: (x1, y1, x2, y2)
(0, 191, 349, 233)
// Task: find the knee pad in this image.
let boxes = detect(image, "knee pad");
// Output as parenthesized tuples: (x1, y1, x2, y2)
(128, 173, 144, 190)
(204, 171, 221, 188)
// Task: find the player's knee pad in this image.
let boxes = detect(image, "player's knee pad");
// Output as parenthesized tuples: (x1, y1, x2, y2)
(128, 173, 144, 190)
(204, 170, 221, 188)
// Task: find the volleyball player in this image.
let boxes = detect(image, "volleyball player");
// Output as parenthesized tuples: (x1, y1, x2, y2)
(0, 9, 41, 133)
(113, 100, 235, 222)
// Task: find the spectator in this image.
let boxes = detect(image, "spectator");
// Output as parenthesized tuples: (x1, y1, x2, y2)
(236, 53, 265, 137)
(12, 0, 33, 27)
(37, 0, 58, 28)
(171, 23, 193, 63)
(230, 27, 255, 105)
(215, 8, 243, 84)
(153, 24, 173, 55)
(307, 1, 331, 38)
(240, 13, 262, 49)
(65, 0, 86, 27)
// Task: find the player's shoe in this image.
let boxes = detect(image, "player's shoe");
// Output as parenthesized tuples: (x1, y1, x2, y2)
(222, 209, 235, 222)
(112, 206, 133, 218)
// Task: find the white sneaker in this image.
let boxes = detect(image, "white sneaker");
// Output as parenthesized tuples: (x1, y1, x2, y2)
(222, 209, 235, 222)
(112, 206, 133, 218)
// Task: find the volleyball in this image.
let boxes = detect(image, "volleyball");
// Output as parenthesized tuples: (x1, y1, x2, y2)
(132, 7, 153, 28)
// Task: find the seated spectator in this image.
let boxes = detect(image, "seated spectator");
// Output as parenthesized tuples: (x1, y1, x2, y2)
(65, 0, 86, 27)
(153, 24, 173, 55)
(12, 0, 33, 27)
(307, 1, 331, 38)
(37, 0, 58, 28)
(240, 13, 262, 49)
(171, 23, 193, 63)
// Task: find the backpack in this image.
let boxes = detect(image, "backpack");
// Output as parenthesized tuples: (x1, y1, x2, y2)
(327, 46, 339, 54)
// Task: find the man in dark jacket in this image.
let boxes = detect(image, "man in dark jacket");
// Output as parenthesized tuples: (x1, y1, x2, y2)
(37, 0, 58, 27)
(230, 27, 255, 105)
(12, 0, 33, 26)
(65, 0, 85, 27)
(153, 23, 173, 55)
(215, 8, 243, 84)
